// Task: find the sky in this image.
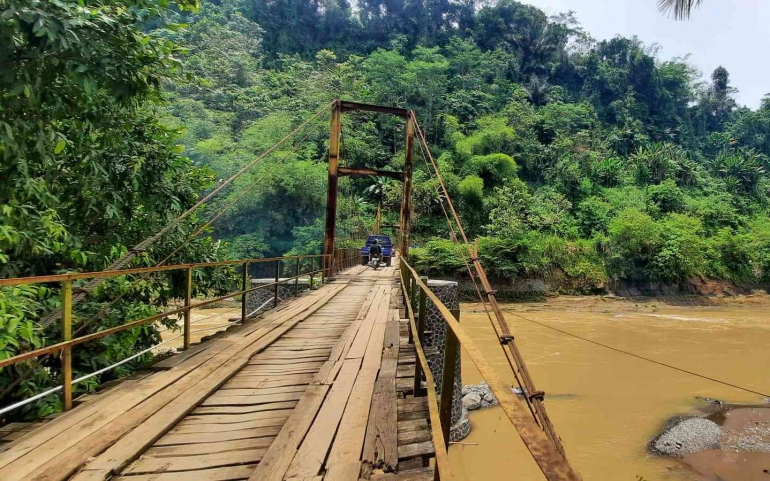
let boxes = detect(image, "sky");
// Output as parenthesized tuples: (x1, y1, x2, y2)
(523, 0, 770, 109)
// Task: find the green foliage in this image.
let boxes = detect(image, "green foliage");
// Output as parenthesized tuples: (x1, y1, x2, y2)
(0, 0, 241, 419)
(646, 179, 686, 216)
(458, 176, 484, 203)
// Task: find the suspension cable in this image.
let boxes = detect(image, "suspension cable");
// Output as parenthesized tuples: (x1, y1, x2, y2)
(41, 102, 333, 327)
(410, 112, 566, 455)
(413, 132, 538, 422)
(495, 309, 770, 399)
(69, 108, 330, 336)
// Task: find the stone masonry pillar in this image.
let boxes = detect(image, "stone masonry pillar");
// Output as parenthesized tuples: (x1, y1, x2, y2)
(423, 280, 470, 441)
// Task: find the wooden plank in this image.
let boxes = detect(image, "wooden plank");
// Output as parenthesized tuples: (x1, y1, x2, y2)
(202, 391, 304, 406)
(361, 379, 398, 477)
(397, 398, 428, 414)
(123, 448, 265, 474)
(192, 401, 297, 415)
(184, 410, 294, 425)
(284, 359, 362, 478)
(370, 467, 434, 481)
(397, 458, 424, 472)
(145, 437, 273, 457)
(241, 361, 323, 374)
(112, 465, 256, 481)
(360, 316, 399, 477)
(61, 285, 348, 481)
(312, 359, 344, 385)
(323, 461, 361, 481)
(223, 374, 313, 389)
(361, 324, 386, 369)
(248, 357, 329, 365)
(0, 335, 236, 471)
(170, 416, 289, 434)
(239, 368, 321, 376)
(150, 343, 210, 371)
(396, 412, 429, 422)
(397, 419, 428, 433)
(247, 384, 330, 481)
(156, 426, 281, 446)
(3, 286, 342, 481)
(325, 368, 378, 467)
(397, 430, 431, 446)
(346, 288, 388, 360)
(213, 385, 307, 396)
(397, 441, 434, 460)
(257, 349, 331, 359)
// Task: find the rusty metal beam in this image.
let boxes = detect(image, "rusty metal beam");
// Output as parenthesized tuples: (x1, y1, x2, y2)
(399, 113, 415, 259)
(0, 254, 327, 287)
(323, 101, 342, 271)
(339, 100, 409, 118)
(338, 166, 404, 181)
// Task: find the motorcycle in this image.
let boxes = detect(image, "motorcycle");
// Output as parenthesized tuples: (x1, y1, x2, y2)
(368, 254, 381, 270)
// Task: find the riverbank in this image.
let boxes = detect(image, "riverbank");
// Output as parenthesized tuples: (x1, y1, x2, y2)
(449, 295, 770, 480)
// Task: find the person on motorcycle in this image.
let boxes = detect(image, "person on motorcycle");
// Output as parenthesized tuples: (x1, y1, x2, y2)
(369, 240, 382, 269)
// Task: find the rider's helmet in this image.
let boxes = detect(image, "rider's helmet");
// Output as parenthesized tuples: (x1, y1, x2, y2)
(373, 239, 379, 245)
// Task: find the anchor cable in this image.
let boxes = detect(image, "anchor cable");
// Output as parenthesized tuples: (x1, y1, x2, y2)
(495, 309, 770, 399)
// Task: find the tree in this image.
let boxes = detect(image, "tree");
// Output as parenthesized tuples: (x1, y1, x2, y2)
(0, 0, 223, 418)
(657, 0, 704, 20)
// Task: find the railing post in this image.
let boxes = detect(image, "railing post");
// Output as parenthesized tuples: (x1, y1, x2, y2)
(274, 260, 280, 308)
(413, 276, 428, 396)
(417, 276, 428, 344)
(406, 275, 414, 345)
(295, 257, 300, 297)
(309, 257, 315, 289)
(321, 256, 325, 285)
(184, 267, 192, 350)
(241, 261, 249, 323)
(438, 308, 460, 447)
(61, 280, 73, 411)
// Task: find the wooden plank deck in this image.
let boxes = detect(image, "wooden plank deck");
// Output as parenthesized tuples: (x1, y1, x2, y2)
(0, 263, 438, 481)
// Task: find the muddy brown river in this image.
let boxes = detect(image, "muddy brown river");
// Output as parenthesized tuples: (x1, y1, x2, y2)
(450, 296, 770, 481)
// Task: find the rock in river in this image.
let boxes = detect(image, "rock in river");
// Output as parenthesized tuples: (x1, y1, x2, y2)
(653, 417, 721, 456)
(462, 392, 482, 411)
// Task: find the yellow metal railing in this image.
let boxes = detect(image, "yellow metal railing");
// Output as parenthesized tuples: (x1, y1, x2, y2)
(399, 259, 580, 481)
(0, 248, 360, 412)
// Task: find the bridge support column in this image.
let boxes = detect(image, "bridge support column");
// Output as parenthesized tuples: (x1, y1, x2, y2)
(423, 280, 470, 441)
(399, 113, 414, 259)
(323, 101, 342, 271)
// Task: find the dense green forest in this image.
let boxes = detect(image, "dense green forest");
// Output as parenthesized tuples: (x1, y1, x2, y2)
(2, 0, 770, 416)
(165, 0, 770, 290)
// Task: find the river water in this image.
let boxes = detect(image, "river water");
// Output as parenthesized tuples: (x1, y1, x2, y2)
(449, 296, 770, 481)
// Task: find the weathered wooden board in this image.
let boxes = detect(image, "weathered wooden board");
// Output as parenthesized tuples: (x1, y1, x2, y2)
(123, 448, 266, 474)
(284, 359, 362, 478)
(112, 465, 256, 481)
(192, 401, 298, 416)
(325, 367, 378, 468)
(247, 384, 330, 481)
(183, 410, 294, 425)
(202, 391, 304, 407)
(156, 425, 281, 446)
(144, 437, 273, 457)
(397, 441, 435, 460)
(24, 285, 347, 481)
(323, 461, 362, 481)
(170, 416, 289, 434)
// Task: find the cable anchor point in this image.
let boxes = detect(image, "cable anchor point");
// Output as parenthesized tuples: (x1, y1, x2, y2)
(528, 391, 545, 402)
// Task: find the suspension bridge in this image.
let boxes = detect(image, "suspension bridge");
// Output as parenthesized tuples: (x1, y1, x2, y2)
(0, 101, 580, 481)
